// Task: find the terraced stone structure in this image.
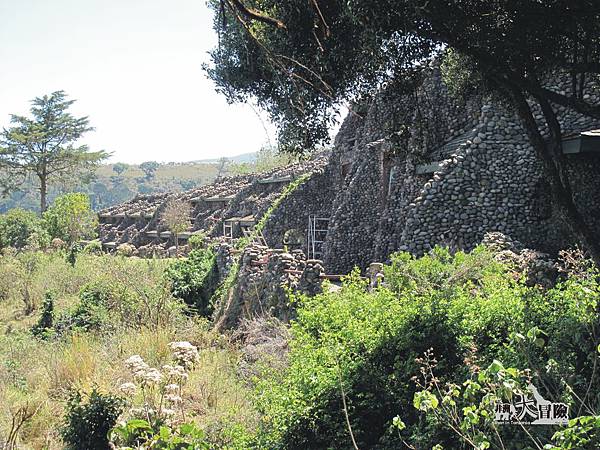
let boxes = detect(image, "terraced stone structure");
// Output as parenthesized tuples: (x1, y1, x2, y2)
(97, 157, 327, 256)
(262, 65, 600, 273)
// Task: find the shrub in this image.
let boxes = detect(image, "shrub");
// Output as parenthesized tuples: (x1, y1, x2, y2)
(117, 243, 136, 256)
(66, 243, 81, 267)
(0, 208, 44, 250)
(61, 388, 123, 450)
(252, 247, 600, 449)
(55, 282, 112, 334)
(188, 232, 207, 250)
(82, 239, 103, 255)
(165, 248, 219, 316)
(25, 229, 51, 250)
(43, 193, 97, 244)
(112, 420, 210, 449)
(31, 291, 56, 338)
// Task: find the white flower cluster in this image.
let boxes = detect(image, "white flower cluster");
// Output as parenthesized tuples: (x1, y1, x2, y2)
(120, 342, 198, 425)
(119, 382, 136, 396)
(168, 341, 199, 369)
(162, 364, 188, 381)
(124, 354, 162, 384)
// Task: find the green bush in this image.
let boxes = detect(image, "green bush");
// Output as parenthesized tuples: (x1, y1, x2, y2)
(61, 388, 123, 450)
(43, 193, 97, 244)
(31, 291, 56, 338)
(250, 247, 600, 449)
(111, 419, 210, 449)
(0, 208, 46, 250)
(55, 281, 113, 334)
(165, 248, 219, 316)
(188, 232, 207, 250)
(82, 239, 103, 255)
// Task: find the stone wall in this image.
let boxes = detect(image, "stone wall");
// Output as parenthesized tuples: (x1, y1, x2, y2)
(97, 155, 327, 256)
(274, 64, 600, 273)
(214, 245, 324, 330)
(98, 63, 600, 275)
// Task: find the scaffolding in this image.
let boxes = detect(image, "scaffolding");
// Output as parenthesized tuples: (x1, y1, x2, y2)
(307, 216, 329, 260)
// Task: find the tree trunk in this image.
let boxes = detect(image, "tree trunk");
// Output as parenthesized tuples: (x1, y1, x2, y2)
(506, 84, 600, 266)
(175, 233, 179, 257)
(39, 175, 47, 213)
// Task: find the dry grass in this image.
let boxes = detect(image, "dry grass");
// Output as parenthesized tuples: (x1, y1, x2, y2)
(0, 251, 258, 449)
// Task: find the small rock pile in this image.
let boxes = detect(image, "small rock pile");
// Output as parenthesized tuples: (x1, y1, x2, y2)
(482, 232, 558, 288)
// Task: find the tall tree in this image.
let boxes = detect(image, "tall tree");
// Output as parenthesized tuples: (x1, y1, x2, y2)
(140, 161, 159, 180)
(206, 0, 600, 263)
(112, 162, 129, 177)
(0, 91, 108, 212)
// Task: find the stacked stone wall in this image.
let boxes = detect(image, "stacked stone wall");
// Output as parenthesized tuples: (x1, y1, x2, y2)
(311, 65, 600, 272)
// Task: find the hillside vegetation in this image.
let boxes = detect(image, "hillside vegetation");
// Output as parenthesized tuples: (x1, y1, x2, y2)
(0, 241, 598, 449)
(0, 147, 300, 214)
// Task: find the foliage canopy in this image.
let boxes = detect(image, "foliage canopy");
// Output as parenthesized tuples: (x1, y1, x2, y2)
(0, 91, 108, 211)
(42, 193, 97, 244)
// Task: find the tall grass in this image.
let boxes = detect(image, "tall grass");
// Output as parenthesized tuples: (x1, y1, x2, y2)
(0, 251, 257, 449)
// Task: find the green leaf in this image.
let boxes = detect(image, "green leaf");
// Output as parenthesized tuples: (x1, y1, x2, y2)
(488, 360, 504, 374)
(392, 416, 406, 430)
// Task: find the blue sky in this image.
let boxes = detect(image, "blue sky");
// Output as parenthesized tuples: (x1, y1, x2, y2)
(0, 0, 278, 163)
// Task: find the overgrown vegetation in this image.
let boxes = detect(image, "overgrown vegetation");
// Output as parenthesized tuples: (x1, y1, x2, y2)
(1, 225, 598, 448)
(166, 248, 220, 317)
(247, 247, 600, 449)
(0, 193, 96, 252)
(0, 250, 257, 449)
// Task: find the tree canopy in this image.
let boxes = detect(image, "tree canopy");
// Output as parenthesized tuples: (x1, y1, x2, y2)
(0, 91, 109, 212)
(140, 161, 159, 180)
(206, 0, 600, 262)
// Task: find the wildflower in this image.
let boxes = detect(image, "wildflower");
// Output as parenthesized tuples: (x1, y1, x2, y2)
(125, 354, 149, 375)
(168, 341, 199, 369)
(141, 368, 162, 384)
(165, 383, 180, 393)
(119, 382, 136, 396)
(165, 394, 182, 404)
(162, 408, 175, 417)
(163, 364, 187, 379)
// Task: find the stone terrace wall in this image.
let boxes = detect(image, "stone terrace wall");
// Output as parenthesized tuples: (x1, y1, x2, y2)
(277, 64, 600, 273)
(97, 65, 600, 271)
(261, 157, 336, 251)
(97, 155, 327, 255)
(213, 245, 324, 330)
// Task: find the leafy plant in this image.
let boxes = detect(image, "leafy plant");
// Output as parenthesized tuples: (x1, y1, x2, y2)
(165, 248, 219, 316)
(250, 247, 600, 449)
(43, 193, 97, 244)
(55, 281, 113, 334)
(188, 232, 207, 250)
(112, 420, 210, 449)
(61, 388, 124, 450)
(0, 208, 46, 250)
(31, 291, 56, 338)
(83, 239, 103, 255)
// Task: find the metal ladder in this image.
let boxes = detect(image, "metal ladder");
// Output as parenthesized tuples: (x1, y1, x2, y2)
(307, 216, 329, 260)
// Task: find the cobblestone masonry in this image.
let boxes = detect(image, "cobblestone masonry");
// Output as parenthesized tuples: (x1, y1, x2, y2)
(306, 66, 600, 273)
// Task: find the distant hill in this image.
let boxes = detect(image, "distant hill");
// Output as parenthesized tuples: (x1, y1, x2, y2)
(0, 160, 222, 213)
(0, 151, 289, 213)
(193, 152, 257, 164)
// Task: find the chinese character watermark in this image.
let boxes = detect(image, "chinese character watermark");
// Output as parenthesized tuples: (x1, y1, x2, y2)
(494, 384, 569, 425)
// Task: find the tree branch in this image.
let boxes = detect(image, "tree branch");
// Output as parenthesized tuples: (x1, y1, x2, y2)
(226, 0, 287, 30)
